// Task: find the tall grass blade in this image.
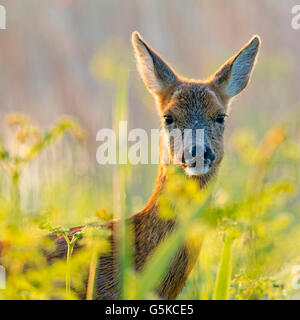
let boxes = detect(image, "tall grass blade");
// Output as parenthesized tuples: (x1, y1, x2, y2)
(213, 236, 233, 300)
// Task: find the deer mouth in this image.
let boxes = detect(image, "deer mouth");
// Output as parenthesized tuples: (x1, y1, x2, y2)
(183, 160, 211, 176)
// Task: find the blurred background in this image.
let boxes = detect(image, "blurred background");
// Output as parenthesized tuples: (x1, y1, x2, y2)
(0, 0, 300, 299)
(0, 1, 299, 206)
(1, 0, 300, 123)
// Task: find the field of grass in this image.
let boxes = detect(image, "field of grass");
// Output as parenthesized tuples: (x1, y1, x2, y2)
(0, 77, 299, 300)
(0, 2, 300, 298)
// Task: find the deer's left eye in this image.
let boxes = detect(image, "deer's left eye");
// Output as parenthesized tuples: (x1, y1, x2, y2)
(215, 114, 227, 125)
(164, 115, 174, 125)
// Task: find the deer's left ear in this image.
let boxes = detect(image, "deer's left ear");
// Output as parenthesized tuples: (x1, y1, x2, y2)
(132, 31, 178, 97)
(212, 36, 261, 101)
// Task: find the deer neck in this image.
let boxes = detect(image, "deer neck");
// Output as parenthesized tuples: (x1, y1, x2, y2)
(132, 163, 208, 270)
(140, 163, 212, 216)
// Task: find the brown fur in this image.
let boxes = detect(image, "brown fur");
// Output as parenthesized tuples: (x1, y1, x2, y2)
(48, 32, 261, 299)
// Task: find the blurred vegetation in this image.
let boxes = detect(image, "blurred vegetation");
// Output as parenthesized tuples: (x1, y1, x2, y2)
(0, 0, 300, 300)
(0, 85, 299, 300)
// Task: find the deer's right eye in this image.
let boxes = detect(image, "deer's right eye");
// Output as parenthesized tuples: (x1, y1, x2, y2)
(215, 114, 227, 125)
(164, 115, 174, 125)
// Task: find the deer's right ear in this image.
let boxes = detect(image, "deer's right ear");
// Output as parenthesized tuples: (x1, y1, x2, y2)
(132, 31, 178, 97)
(212, 35, 261, 102)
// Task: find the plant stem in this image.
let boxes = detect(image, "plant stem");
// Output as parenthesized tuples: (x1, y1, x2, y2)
(11, 169, 21, 227)
(63, 235, 73, 299)
(86, 248, 99, 300)
(112, 65, 132, 299)
(213, 236, 233, 300)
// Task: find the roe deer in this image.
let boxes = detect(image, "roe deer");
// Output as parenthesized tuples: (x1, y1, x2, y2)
(49, 31, 261, 299)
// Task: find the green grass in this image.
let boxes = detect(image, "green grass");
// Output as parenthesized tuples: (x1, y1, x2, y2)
(0, 67, 299, 300)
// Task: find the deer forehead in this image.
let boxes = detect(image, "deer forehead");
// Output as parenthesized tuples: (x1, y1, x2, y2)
(164, 84, 226, 122)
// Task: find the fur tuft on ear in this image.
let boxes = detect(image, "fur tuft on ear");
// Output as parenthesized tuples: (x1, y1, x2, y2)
(131, 31, 178, 97)
(212, 35, 261, 101)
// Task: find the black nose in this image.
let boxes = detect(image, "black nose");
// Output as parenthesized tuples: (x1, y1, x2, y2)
(191, 145, 197, 157)
(183, 145, 216, 165)
(204, 146, 216, 164)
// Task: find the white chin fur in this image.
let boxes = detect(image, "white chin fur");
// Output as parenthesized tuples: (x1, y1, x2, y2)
(184, 164, 210, 176)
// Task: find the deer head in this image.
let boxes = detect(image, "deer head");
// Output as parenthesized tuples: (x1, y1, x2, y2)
(132, 32, 260, 181)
